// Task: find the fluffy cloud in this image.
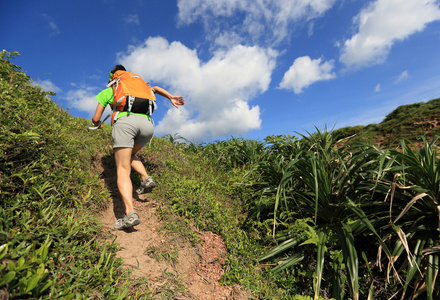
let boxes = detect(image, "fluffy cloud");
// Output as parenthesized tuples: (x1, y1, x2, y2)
(159, 100, 261, 141)
(279, 56, 336, 94)
(340, 0, 440, 69)
(32, 79, 62, 93)
(177, 0, 336, 45)
(117, 36, 277, 141)
(64, 85, 101, 115)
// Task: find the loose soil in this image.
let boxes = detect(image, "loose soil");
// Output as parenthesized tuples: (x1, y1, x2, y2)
(95, 156, 251, 299)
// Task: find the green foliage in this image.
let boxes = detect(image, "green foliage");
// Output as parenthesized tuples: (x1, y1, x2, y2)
(382, 137, 440, 299)
(292, 295, 334, 300)
(226, 127, 439, 299)
(0, 50, 138, 299)
(334, 98, 440, 146)
(137, 136, 292, 298)
(189, 136, 267, 170)
(145, 245, 179, 267)
(248, 128, 387, 299)
(176, 120, 439, 299)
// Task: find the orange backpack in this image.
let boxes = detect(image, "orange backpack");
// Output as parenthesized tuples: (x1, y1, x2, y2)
(107, 70, 156, 124)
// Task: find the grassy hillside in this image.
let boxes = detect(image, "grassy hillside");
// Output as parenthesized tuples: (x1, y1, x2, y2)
(0, 51, 127, 298)
(333, 98, 440, 147)
(0, 51, 286, 299)
(1, 51, 439, 300)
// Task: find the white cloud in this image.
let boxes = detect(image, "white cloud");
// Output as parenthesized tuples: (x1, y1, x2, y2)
(279, 56, 336, 94)
(395, 70, 409, 83)
(32, 79, 62, 93)
(375, 83, 381, 92)
(307, 22, 315, 37)
(116, 36, 278, 141)
(64, 85, 101, 115)
(124, 14, 140, 25)
(214, 31, 244, 49)
(159, 100, 261, 141)
(42, 14, 60, 36)
(177, 0, 337, 45)
(340, 0, 440, 69)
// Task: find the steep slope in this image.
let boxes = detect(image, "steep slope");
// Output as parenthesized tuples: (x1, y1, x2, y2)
(94, 151, 250, 299)
(0, 50, 250, 299)
(334, 97, 440, 147)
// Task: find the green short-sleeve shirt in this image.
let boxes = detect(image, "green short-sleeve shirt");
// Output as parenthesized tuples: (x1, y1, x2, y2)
(96, 87, 113, 107)
(96, 87, 152, 121)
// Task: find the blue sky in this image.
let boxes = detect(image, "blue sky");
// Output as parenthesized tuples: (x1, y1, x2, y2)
(3, 0, 440, 142)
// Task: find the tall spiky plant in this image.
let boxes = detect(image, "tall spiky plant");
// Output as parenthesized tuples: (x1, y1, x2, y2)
(256, 128, 392, 300)
(383, 136, 440, 299)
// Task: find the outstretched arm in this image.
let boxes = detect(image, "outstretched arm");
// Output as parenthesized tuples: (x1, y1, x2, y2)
(152, 86, 185, 108)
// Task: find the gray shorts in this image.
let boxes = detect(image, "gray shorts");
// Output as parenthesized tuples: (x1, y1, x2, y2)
(112, 114, 154, 148)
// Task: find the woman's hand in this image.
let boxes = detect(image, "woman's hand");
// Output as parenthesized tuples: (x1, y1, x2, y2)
(169, 95, 185, 108)
(152, 86, 186, 109)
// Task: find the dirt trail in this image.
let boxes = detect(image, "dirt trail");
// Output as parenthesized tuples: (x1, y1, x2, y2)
(95, 156, 250, 299)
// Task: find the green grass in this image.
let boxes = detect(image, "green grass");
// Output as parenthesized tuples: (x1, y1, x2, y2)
(137, 136, 290, 298)
(333, 98, 440, 146)
(184, 127, 440, 299)
(0, 51, 140, 299)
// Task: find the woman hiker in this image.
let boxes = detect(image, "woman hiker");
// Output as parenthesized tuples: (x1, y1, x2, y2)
(91, 64, 185, 230)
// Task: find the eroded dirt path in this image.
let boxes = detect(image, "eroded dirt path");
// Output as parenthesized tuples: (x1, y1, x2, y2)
(95, 155, 250, 299)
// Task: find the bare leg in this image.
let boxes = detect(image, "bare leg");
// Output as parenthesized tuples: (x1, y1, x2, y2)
(131, 156, 148, 182)
(131, 144, 148, 181)
(114, 147, 135, 215)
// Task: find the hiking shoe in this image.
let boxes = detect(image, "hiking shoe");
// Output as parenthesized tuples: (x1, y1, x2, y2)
(136, 176, 156, 195)
(114, 211, 140, 230)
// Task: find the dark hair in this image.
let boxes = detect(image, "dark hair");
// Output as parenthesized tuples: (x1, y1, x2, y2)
(110, 64, 126, 73)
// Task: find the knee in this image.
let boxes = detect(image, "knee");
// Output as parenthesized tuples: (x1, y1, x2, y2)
(117, 164, 131, 176)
